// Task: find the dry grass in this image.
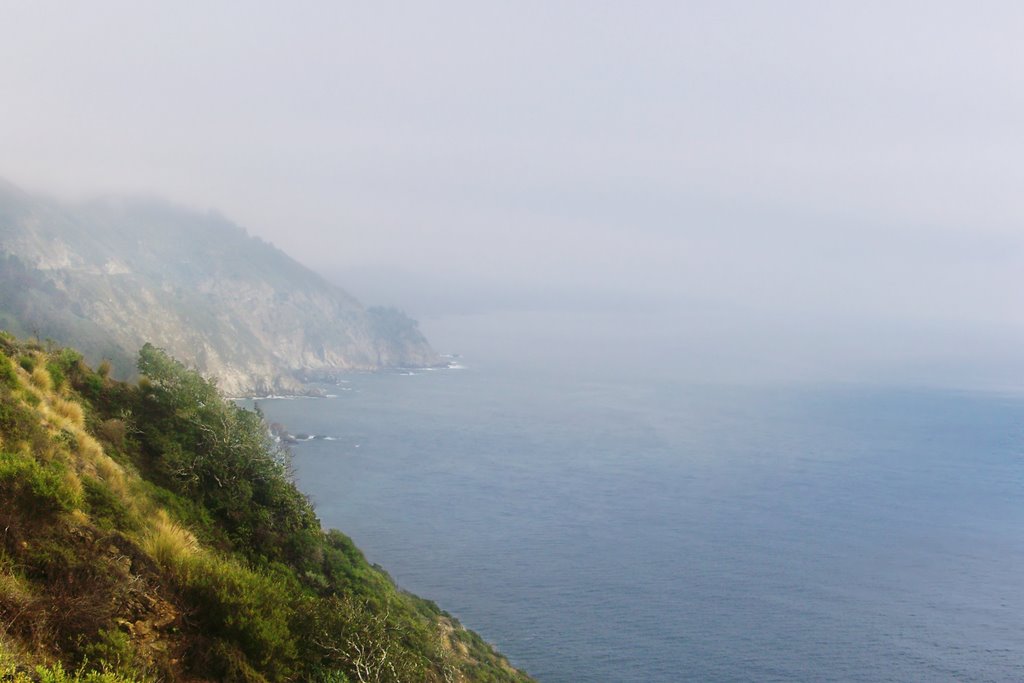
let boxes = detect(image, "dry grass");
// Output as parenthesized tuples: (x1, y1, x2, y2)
(94, 453, 127, 497)
(0, 571, 34, 611)
(76, 432, 104, 463)
(69, 509, 90, 525)
(96, 419, 127, 449)
(61, 469, 84, 502)
(50, 397, 85, 429)
(144, 511, 198, 569)
(28, 367, 51, 392)
(0, 628, 41, 680)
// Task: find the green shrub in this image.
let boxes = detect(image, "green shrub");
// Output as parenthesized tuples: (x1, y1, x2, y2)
(78, 629, 141, 678)
(46, 362, 65, 391)
(31, 661, 138, 683)
(178, 554, 300, 679)
(82, 477, 137, 532)
(0, 451, 81, 514)
(0, 394, 51, 456)
(135, 344, 318, 564)
(0, 355, 16, 388)
(81, 374, 103, 400)
(42, 349, 91, 394)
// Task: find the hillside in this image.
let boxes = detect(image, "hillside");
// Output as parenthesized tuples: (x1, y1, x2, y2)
(0, 334, 532, 682)
(0, 180, 441, 396)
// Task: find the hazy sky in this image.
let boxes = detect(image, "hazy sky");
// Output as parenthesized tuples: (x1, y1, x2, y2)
(2, 2, 1024, 385)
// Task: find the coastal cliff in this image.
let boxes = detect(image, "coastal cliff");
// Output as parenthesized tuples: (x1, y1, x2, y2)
(0, 335, 531, 682)
(0, 180, 441, 396)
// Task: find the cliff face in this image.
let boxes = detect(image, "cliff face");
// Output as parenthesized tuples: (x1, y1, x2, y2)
(0, 180, 441, 395)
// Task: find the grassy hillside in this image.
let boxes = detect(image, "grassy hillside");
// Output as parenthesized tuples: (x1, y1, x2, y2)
(0, 334, 531, 683)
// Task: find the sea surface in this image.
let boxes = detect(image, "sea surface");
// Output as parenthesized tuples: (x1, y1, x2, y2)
(252, 364, 1024, 682)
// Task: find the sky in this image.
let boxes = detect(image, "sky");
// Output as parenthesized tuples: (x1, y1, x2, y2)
(2, 2, 1024, 386)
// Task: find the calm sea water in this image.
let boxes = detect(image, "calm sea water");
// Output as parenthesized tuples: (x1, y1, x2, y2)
(252, 365, 1024, 682)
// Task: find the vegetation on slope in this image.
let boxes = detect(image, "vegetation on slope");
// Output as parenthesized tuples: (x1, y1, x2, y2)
(0, 334, 531, 683)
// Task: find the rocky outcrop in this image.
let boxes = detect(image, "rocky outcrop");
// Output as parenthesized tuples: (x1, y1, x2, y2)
(0, 179, 441, 395)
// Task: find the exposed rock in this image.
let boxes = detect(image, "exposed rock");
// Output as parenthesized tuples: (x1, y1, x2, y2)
(0, 180, 442, 394)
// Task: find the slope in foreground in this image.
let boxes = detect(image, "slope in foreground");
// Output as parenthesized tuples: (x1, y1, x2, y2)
(0, 334, 531, 682)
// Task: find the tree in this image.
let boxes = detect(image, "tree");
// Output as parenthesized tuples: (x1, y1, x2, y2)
(135, 343, 316, 563)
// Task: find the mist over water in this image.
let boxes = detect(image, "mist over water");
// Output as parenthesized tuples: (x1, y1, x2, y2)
(5, 3, 1024, 391)
(6, 4, 1024, 679)
(253, 319, 1024, 682)
(412, 308, 1024, 392)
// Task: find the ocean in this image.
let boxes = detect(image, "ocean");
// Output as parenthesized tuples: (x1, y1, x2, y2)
(250, 359, 1024, 682)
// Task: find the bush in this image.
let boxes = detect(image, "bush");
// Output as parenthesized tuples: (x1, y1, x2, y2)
(46, 362, 65, 391)
(95, 420, 127, 450)
(77, 628, 141, 678)
(135, 344, 318, 564)
(177, 553, 300, 679)
(0, 355, 16, 388)
(0, 451, 81, 514)
(29, 661, 137, 683)
(81, 374, 103, 400)
(308, 595, 430, 683)
(81, 477, 137, 532)
(51, 349, 85, 383)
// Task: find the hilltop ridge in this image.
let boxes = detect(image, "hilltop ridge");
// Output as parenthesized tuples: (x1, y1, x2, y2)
(0, 181, 441, 395)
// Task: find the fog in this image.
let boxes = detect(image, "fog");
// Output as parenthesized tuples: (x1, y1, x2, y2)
(3, 2, 1024, 387)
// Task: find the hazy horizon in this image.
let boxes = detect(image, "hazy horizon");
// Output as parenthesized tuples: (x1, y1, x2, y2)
(3, 2, 1024, 389)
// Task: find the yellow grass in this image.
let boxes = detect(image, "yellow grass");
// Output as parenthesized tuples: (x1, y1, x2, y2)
(144, 510, 198, 569)
(94, 453, 128, 497)
(29, 367, 51, 392)
(0, 570, 33, 616)
(76, 432, 104, 463)
(61, 469, 83, 501)
(69, 509, 90, 525)
(50, 397, 85, 429)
